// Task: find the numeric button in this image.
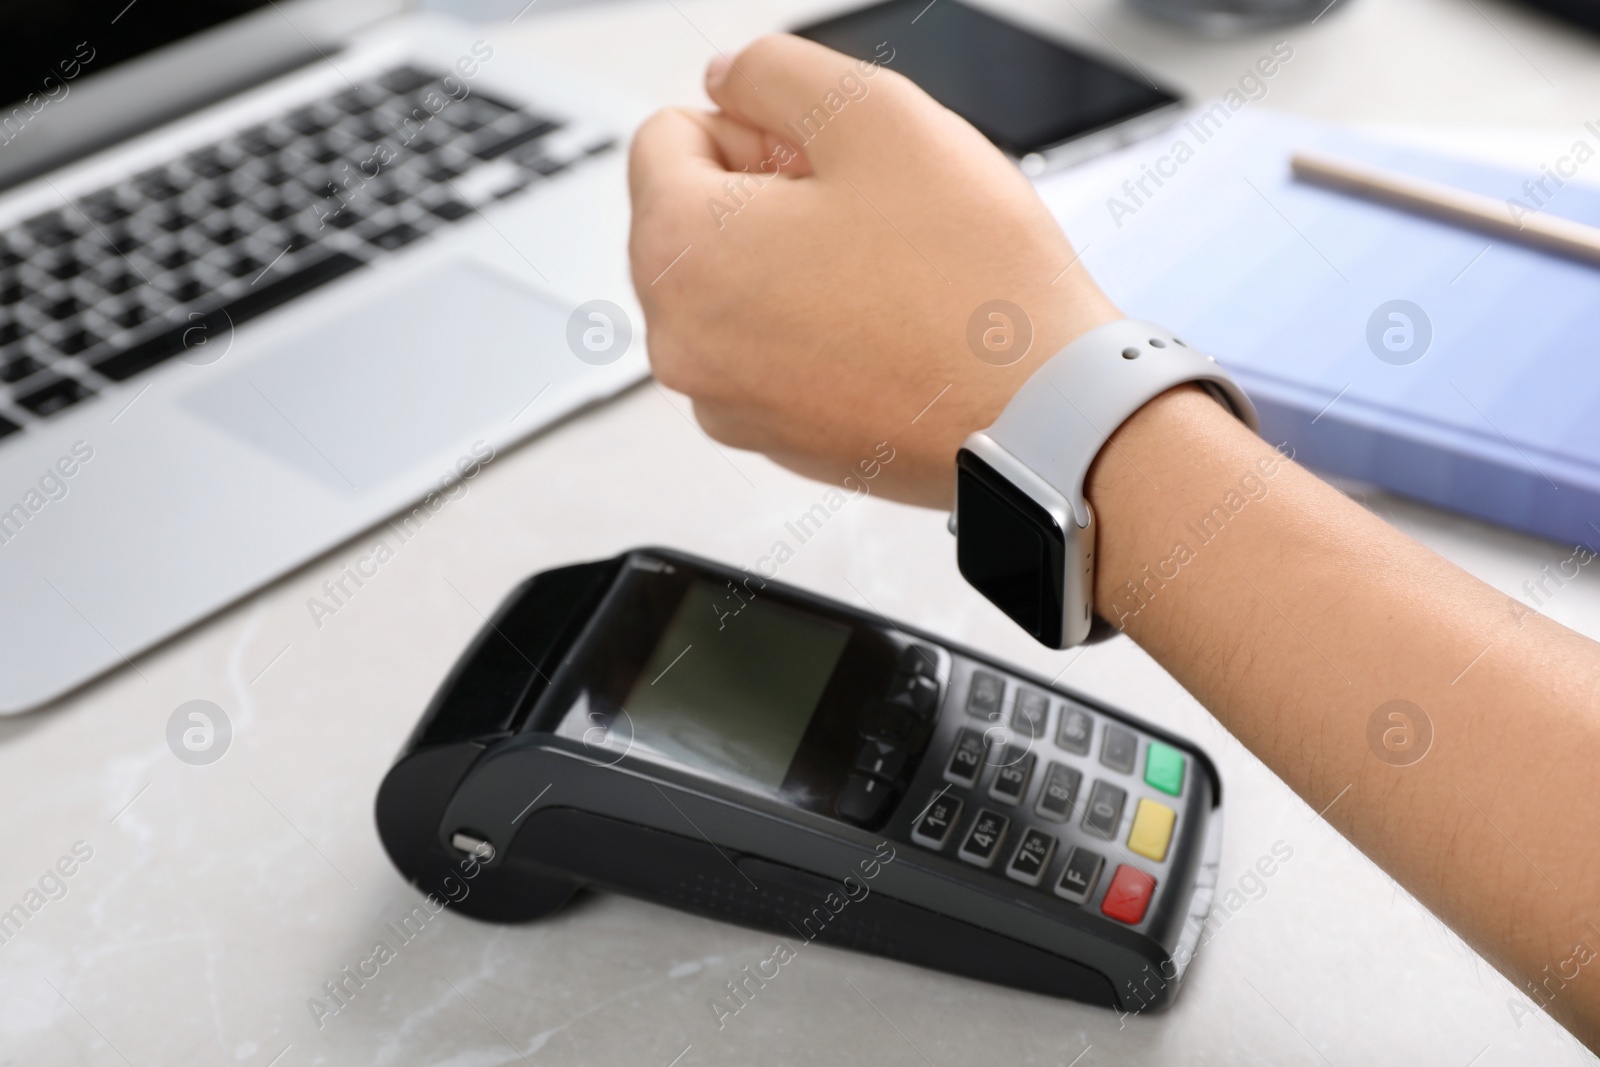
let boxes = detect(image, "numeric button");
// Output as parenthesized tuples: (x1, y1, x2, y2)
(967, 670, 1004, 721)
(1055, 846, 1105, 903)
(1006, 829, 1056, 886)
(944, 729, 988, 787)
(988, 746, 1035, 805)
(1035, 762, 1082, 821)
(957, 809, 1010, 868)
(1082, 779, 1127, 840)
(1057, 704, 1093, 754)
(1013, 687, 1049, 738)
(911, 791, 963, 849)
(1101, 725, 1137, 774)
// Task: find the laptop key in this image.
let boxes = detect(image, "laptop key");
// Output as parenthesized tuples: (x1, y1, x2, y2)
(1, 353, 41, 381)
(473, 118, 562, 161)
(101, 270, 142, 295)
(108, 303, 153, 330)
(425, 162, 465, 184)
(162, 276, 207, 303)
(223, 255, 263, 279)
(67, 271, 102, 298)
(157, 247, 195, 271)
(208, 185, 246, 210)
(378, 65, 440, 95)
(78, 195, 131, 225)
(404, 135, 448, 157)
(306, 140, 346, 165)
(332, 86, 381, 115)
(184, 149, 236, 179)
(54, 328, 100, 356)
(98, 225, 145, 255)
(285, 105, 336, 137)
(25, 212, 80, 247)
(275, 228, 317, 254)
(465, 89, 521, 116)
(256, 163, 296, 187)
(430, 200, 472, 221)
(249, 191, 290, 217)
(0, 413, 19, 440)
(521, 155, 568, 178)
(17, 375, 94, 417)
(373, 182, 413, 206)
(365, 223, 424, 251)
(47, 257, 85, 282)
(43, 296, 83, 322)
(205, 223, 246, 247)
(236, 125, 287, 156)
(132, 169, 184, 202)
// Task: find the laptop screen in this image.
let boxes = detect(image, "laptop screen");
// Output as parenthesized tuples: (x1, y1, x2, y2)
(0, 0, 272, 110)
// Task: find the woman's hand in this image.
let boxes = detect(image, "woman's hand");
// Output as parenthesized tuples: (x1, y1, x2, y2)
(627, 34, 1119, 508)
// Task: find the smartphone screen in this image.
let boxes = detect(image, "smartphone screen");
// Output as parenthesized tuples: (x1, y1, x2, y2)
(795, 0, 1182, 158)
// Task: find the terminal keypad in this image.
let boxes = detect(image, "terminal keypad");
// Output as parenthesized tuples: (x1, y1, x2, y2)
(908, 662, 1192, 928)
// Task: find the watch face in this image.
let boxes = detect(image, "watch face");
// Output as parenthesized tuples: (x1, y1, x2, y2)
(955, 450, 1067, 647)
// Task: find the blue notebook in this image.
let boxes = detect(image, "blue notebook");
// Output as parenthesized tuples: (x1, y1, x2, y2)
(1042, 110, 1600, 550)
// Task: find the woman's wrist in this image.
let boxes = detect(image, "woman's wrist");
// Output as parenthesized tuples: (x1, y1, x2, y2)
(1084, 384, 1277, 636)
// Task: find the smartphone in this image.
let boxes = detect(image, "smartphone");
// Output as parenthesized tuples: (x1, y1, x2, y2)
(795, 0, 1185, 172)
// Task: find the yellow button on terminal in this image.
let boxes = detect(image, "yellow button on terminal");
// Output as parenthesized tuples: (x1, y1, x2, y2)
(1127, 798, 1177, 863)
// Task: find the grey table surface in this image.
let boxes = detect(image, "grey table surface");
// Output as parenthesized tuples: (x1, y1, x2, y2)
(5, 0, 1600, 1064)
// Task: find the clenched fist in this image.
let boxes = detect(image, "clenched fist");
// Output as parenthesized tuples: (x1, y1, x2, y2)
(628, 34, 1120, 507)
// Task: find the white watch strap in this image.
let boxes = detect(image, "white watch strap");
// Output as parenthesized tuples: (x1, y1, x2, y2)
(983, 319, 1258, 527)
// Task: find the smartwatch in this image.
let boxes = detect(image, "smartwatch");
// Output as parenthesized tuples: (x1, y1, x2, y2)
(953, 318, 1259, 649)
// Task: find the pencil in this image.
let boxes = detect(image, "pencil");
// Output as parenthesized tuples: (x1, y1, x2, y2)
(1290, 149, 1600, 269)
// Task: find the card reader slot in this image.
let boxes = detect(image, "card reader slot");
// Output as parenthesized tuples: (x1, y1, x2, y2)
(506, 806, 1118, 1006)
(403, 558, 622, 751)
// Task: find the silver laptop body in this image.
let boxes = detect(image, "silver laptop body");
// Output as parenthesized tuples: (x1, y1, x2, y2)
(0, 0, 647, 712)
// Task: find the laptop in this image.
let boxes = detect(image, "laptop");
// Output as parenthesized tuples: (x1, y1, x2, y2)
(0, 0, 649, 713)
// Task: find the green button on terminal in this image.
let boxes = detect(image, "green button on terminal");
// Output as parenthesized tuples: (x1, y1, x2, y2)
(1145, 741, 1185, 796)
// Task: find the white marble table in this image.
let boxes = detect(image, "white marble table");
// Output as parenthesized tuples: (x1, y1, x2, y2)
(5, 0, 1600, 1064)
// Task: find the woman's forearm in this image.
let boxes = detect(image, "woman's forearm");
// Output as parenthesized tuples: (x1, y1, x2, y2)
(1088, 385, 1600, 1045)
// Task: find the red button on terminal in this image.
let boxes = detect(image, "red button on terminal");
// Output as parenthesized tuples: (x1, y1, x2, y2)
(1100, 864, 1157, 925)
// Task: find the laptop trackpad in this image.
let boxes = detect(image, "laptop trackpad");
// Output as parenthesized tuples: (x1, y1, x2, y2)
(183, 261, 569, 492)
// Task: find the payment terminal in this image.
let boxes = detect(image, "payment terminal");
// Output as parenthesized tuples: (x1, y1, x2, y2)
(376, 547, 1222, 1011)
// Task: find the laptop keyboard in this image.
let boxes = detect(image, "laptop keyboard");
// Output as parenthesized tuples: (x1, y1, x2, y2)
(0, 63, 615, 442)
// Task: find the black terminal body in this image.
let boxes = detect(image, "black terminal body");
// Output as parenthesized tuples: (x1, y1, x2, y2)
(376, 547, 1223, 1012)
